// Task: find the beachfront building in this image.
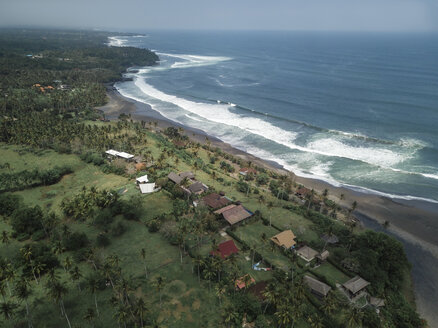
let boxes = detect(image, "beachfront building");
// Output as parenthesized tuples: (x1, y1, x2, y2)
(105, 149, 134, 161)
(214, 204, 253, 225)
(342, 276, 370, 299)
(303, 275, 332, 300)
(270, 230, 297, 249)
(210, 239, 239, 259)
(296, 246, 319, 262)
(296, 187, 311, 199)
(201, 192, 231, 210)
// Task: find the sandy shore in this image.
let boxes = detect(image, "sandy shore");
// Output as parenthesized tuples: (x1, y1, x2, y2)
(98, 88, 438, 325)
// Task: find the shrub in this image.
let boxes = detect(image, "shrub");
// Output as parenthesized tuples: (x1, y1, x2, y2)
(63, 232, 89, 251)
(111, 221, 126, 237)
(96, 233, 110, 247)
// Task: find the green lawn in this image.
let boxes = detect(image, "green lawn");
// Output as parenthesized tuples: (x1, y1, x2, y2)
(313, 262, 351, 285)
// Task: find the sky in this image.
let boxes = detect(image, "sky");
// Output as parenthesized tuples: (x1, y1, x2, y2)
(0, 0, 437, 32)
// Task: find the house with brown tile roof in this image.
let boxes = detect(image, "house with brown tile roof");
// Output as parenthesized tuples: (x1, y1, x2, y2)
(220, 205, 252, 225)
(202, 193, 231, 210)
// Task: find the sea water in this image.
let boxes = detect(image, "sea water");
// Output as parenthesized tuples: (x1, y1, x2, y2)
(110, 31, 438, 203)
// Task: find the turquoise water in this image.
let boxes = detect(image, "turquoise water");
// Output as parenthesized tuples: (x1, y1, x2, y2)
(111, 31, 438, 203)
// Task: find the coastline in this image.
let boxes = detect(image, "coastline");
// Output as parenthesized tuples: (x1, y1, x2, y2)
(98, 87, 438, 325)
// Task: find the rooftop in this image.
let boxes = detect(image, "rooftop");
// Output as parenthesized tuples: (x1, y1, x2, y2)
(343, 276, 370, 294)
(270, 230, 296, 249)
(304, 275, 332, 297)
(202, 193, 231, 209)
(221, 205, 252, 225)
(296, 246, 319, 262)
(211, 240, 239, 259)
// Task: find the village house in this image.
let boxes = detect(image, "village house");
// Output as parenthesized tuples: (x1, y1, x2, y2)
(182, 181, 209, 196)
(167, 171, 195, 185)
(239, 167, 257, 176)
(105, 149, 134, 161)
(303, 275, 332, 300)
(296, 187, 311, 199)
(201, 192, 231, 210)
(296, 245, 319, 262)
(316, 250, 330, 264)
(270, 230, 296, 249)
(214, 204, 252, 225)
(342, 276, 370, 299)
(139, 183, 157, 194)
(136, 175, 149, 185)
(210, 239, 239, 259)
(235, 274, 255, 290)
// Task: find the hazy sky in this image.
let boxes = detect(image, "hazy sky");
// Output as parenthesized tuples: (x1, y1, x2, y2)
(1, 0, 437, 32)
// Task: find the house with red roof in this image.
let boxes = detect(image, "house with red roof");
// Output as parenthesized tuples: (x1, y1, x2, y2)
(210, 239, 239, 259)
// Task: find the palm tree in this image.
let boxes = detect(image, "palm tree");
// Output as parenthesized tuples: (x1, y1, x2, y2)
(83, 308, 95, 328)
(221, 302, 240, 328)
(62, 256, 72, 273)
(267, 201, 273, 226)
(140, 248, 148, 279)
(215, 283, 227, 306)
(152, 276, 166, 307)
(308, 315, 323, 328)
(46, 279, 72, 328)
(114, 305, 129, 328)
(20, 246, 38, 284)
(85, 274, 100, 317)
(345, 307, 363, 328)
(69, 266, 82, 291)
(1, 231, 10, 246)
(14, 280, 33, 328)
(134, 297, 147, 328)
(262, 283, 278, 314)
(275, 302, 293, 328)
(0, 301, 17, 320)
(192, 257, 203, 284)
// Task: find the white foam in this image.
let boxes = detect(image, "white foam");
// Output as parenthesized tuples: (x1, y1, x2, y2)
(107, 36, 129, 47)
(133, 77, 298, 148)
(184, 113, 203, 122)
(306, 138, 408, 167)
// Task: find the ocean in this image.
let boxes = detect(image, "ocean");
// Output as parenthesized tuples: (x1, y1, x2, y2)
(109, 31, 438, 204)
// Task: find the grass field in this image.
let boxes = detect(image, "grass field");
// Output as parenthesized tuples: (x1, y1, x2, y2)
(313, 262, 351, 286)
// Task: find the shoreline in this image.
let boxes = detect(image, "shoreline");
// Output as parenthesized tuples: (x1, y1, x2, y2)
(98, 87, 438, 325)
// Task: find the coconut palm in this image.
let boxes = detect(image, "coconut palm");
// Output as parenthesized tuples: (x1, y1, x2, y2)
(85, 274, 100, 317)
(140, 248, 148, 279)
(0, 301, 17, 320)
(152, 276, 166, 307)
(69, 266, 82, 291)
(267, 201, 274, 226)
(345, 307, 363, 328)
(20, 246, 38, 284)
(134, 297, 147, 328)
(114, 305, 129, 328)
(45, 279, 71, 328)
(1, 231, 10, 246)
(83, 308, 95, 327)
(14, 279, 33, 328)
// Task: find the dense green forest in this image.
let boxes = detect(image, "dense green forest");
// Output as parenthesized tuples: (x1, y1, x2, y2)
(0, 29, 426, 328)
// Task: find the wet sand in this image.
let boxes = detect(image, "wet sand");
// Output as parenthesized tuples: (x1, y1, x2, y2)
(97, 88, 438, 325)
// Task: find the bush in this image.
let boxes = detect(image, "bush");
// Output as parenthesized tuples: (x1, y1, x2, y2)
(63, 231, 89, 251)
(96, 233, 110, 247)
(110, 221, 126, 237)
(0, 193, 22, 216)
(11, 205, 44, 236)
(31, 229, 46, 241)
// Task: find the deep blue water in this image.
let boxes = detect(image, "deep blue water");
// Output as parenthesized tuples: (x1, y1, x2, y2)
(110, 31, 438, 203)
